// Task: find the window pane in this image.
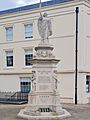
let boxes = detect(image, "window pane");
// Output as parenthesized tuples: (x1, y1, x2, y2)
(6, 56, 13, 66)
(25, 49, 33, 66)
(20, 81, 31, 93)
(6, 51, 13, 67)
(25, 54, 33, 66)
(29, 82, 31, 85)
(86, 76, 90, 93)
(25, 24, 33, 38)
(6, 27, 13, 41)
(26, 82, 28, 85)
(21, 82, 23, 85)
(23, 82, 25, 85)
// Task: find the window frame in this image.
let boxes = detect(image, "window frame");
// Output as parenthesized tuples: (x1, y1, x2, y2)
(86, 76, 90, 93)
(20, 77, 31, 93)
(24, 49, 33, 67)
(24, 23, 33, 39)
(20, 81, 31, 93)
(5, 50, 13, 68)
(5, 26, 13, 41)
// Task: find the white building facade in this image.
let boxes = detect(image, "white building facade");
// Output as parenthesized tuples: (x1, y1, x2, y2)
(0, 0, 90, 104)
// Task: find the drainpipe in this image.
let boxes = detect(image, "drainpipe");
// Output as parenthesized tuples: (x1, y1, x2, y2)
(75, 7, 79, 104)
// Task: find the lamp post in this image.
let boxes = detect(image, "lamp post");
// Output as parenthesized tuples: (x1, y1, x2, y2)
(75, 7, 79, 104)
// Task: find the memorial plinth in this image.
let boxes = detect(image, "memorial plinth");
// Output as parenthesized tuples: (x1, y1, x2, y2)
(18, 43, 71, 119)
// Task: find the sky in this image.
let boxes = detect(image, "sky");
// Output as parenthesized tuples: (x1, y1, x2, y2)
(0, 0, 50, 11)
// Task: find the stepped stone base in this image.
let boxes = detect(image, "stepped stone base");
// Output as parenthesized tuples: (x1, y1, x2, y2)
(18, 43, 71, 119)
(18, 108, 71, 120)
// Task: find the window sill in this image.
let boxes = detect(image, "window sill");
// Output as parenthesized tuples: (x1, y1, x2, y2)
(22, 66, 32, 69)
(25, 36, 33, 40)
(6, 40, 13, 42)
(86, 92, 90, 94)
(3, 67, 14, 70)
(25, 36, 33, 38)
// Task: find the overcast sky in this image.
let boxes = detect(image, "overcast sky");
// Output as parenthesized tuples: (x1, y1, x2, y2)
(0, 0, 50, 11)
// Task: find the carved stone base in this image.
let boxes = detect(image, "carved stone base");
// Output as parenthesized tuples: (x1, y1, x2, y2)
(18, 42, 71, 119)
(18, 108, 71, 120)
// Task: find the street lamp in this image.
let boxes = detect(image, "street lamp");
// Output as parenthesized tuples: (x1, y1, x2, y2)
(75, 7, 79, 104)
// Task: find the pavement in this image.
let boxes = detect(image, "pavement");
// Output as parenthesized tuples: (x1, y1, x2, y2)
(0, 103, 90, 120)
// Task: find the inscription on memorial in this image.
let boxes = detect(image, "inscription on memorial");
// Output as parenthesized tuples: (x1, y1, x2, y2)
(38, 76, 51, 83)
(38, 71, 51, 75)
(39, 85, 49, 90)
(39, 96, 49, 103)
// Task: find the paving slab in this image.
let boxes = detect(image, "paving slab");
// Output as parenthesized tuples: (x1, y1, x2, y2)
(0, 103, 90, 120)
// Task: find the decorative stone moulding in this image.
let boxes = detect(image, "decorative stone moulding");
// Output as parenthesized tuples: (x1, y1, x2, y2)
(18, 6, 71, 119)
(18, 43, 71, 119)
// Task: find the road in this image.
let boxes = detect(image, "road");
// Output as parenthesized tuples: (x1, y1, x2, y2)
(0, 103, 90, 120)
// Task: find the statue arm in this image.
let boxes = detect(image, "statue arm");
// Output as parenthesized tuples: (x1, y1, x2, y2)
(48, 19, 52, 35)
(38, 18, 42, 35)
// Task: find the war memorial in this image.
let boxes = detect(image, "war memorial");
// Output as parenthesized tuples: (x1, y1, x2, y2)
(18, 1, 71, 119)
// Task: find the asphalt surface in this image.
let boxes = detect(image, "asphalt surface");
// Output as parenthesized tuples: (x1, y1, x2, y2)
(0, 103, 90, 120)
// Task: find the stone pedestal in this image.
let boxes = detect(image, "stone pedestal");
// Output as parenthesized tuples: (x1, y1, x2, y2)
(18, 43, 71, 119)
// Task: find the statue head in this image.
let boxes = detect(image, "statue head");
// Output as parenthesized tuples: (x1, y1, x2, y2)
(43, 13, 48, 17)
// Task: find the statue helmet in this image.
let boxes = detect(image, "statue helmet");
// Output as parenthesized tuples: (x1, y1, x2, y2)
(43, 13, 48, 17)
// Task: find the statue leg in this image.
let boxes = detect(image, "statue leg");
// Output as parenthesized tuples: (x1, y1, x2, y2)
(43, 38, 49, 44)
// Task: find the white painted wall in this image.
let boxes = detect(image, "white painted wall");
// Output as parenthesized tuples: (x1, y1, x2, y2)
(0, 75, 20, 92)
(0, 0, 90, 103)
(58, 73, 74, 103)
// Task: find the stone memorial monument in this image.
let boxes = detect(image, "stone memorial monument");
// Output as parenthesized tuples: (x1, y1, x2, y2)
(18, 0, 71, 119)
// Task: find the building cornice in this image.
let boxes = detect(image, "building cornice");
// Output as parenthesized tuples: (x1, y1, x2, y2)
(0, 0, 90, 18)
(56, 69, 90, 74)
(1, 70, 90, 75)
(0, 72, 32, 75)
(0, 0, 73, 15)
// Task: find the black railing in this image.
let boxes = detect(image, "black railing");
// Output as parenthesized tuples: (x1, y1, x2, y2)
(0, 92, 28, 104)
(10, 92, 28, 101)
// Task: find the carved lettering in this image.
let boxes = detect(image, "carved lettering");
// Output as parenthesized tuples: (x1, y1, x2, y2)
(39, 85, 49, 90)
(38, 76, 51, 83)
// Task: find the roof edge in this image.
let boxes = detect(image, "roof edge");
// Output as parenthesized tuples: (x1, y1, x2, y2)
(0, 0, 73, 15)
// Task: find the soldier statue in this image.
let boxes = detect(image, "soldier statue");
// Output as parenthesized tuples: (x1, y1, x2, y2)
(38, 12, 52, 44)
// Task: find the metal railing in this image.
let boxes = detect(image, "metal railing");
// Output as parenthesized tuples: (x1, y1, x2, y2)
(0, 92, 28, 103)
(10, 92, 28, 101)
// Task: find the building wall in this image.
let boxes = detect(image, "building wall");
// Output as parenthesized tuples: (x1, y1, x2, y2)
(77, 3, 90, 104)
(0, 0, 90, 103)
(0, 75, 20, 92)
(58, 73, 74, 103)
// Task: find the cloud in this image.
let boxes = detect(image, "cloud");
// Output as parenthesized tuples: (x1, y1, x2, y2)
(13, 0, 50, 7)
(16, 0, 27, 6)
(13, 0, 31, 6)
